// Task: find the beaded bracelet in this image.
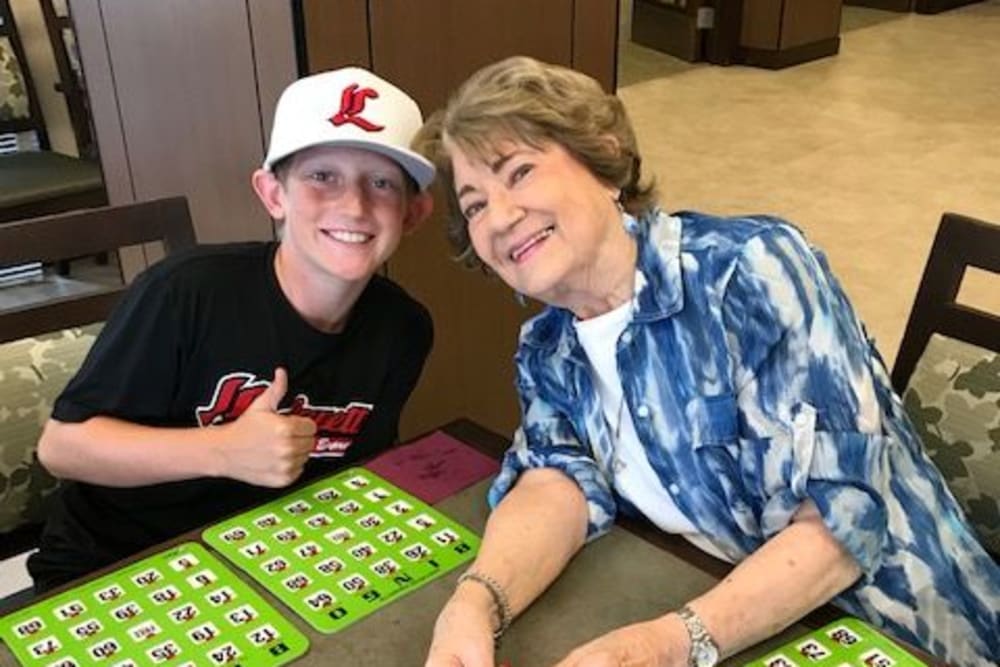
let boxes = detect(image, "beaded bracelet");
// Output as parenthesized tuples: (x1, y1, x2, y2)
(457, 570, 513, 642)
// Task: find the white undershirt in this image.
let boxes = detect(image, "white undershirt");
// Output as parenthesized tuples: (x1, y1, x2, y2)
(574, 301, 732, 562)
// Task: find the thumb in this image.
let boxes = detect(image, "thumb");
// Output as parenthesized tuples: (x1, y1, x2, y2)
(248, 367, 287, 413)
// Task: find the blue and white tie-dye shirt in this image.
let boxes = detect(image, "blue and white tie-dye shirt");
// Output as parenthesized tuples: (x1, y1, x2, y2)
(489, 210, 1000, 667)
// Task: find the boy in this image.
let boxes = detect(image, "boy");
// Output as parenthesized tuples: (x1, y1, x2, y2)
(28, 67, 435, 592)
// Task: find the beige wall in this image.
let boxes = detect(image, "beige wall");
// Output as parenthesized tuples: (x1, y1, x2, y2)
(10, 0, 76, 156)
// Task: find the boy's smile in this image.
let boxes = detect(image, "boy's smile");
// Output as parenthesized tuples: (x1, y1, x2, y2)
(252, 144, 432, 332)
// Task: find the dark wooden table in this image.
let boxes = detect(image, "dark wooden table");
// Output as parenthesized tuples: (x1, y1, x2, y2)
(0, 419, 940, 666)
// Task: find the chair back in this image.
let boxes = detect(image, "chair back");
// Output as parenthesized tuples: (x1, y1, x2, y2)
(893, 213, 1000, 391)
(0, 0, 50, 149)
(893, 212, 1000, 559)
(0, 1, 108, 226)
(0, 196, 195, 552)
(0, 196, 195, 344)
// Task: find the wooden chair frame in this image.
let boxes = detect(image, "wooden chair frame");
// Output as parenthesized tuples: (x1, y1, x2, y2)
(0, 0, 50, 147)
(0, 196, 196, 344)
(892, 212, 1000, 393)
(0, 196, 194, 561)
(0, 1, 107, 229)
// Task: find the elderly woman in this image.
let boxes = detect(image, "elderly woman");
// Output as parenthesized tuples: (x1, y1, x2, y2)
(415, 57, 999, 667)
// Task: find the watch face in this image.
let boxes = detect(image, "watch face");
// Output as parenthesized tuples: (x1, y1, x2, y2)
(693, 641, 719, 667)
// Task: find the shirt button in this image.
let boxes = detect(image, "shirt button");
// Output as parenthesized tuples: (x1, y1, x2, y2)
(621, 331, 633, 344)
(668, 483, 680, 494)
(636, 404, 650, 419)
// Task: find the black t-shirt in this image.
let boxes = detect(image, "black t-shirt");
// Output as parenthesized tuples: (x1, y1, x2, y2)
(29, 242, 432, 590)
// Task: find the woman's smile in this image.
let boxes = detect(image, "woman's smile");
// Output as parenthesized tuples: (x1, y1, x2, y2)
(509, 226, 555, 263)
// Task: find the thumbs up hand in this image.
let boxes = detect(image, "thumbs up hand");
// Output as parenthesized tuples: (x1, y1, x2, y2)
(217, 368, 318, 487)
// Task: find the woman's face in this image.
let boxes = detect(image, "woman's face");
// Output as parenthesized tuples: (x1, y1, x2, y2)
(449, 138, 624, 309)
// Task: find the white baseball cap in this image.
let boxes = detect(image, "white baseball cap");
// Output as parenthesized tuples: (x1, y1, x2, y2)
(263, 67, 436, 190)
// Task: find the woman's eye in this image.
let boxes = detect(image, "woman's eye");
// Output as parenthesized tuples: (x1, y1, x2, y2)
(463, 202, 485, 221)
(510, 163, 533, 184)
(308, 171, 333, 183)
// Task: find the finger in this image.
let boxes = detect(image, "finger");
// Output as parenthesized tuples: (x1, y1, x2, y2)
(273, 456, 308, 487)
(292, 445, 314, 468)
(290, 416, 318, 436)
(551, 647, 603, 667)
(424, 653, 466, 667)
(248, 367, 288, 412)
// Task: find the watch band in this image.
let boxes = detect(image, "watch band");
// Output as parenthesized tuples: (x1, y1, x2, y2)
(677, 605, 720, 667)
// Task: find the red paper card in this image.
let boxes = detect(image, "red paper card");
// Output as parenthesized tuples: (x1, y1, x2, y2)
(364, 431, 501, 504)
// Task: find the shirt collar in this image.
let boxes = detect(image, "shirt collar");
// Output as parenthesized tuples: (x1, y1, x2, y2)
(522, 209, 685, 351)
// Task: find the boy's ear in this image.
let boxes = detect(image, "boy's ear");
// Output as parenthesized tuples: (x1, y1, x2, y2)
(251, 168, 286, 220)
(401, 190, 434, 235)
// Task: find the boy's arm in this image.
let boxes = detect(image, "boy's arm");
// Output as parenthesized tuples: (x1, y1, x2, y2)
(38, 368, 317, 488)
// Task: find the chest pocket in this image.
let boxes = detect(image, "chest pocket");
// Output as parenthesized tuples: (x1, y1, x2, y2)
(688, 393, 742, 483)
(688, 394, 739, 446)
(687, 394, 761, 531)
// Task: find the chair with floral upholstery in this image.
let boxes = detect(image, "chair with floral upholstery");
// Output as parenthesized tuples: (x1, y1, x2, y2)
(893, 212, 1000, 560)
(0, 0, 107, 225)
(0, 197, 195, 565)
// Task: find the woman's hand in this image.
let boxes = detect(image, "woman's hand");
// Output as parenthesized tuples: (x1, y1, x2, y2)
(425, 584, 497, 667)
(552, 616, 687, 667)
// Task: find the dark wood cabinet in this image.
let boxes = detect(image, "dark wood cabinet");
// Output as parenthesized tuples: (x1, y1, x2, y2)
(739, 0, 842, 69)
(631, 0, 843, 69)
(844, 0, 984, 12)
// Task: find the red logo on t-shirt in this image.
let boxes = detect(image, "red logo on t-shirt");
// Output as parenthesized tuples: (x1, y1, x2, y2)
(195, 372, 372, 457)
(330, 83, 384, 132)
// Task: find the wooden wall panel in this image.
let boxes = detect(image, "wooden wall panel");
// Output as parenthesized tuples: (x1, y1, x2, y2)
(369, 0, 573, 111)
(68, 1, 129, 204)
(68, 0, 147, 278)
(97, 0, 275, 244)
(249, 0, 298, 150)
(391, 196, 544, 440)
(573, 0, 620, 92)
(370, 0, 573, 438)
(297, 0, 618, 439)
(302, 0, 370, 71)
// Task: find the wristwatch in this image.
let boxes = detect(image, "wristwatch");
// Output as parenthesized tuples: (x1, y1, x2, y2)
(677, 605, 720, 667)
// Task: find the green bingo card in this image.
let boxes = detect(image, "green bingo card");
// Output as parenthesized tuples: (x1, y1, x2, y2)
(746, 617, 927, 667)
(201, 467, 480, 633)
(0, 542, 308, 667)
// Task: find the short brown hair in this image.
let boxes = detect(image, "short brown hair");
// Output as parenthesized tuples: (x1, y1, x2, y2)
(413, 56, 657, 269)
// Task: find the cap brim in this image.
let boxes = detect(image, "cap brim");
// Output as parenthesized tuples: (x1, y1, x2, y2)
(264, 139, 436, 191)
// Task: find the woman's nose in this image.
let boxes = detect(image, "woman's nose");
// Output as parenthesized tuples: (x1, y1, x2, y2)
(487, 189, 524, 232)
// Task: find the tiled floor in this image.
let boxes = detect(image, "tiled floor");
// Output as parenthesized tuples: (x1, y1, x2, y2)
(617, 2, 1000, 364)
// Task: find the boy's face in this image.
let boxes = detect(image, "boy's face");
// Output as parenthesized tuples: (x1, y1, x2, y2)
(253, 144, 431, 286)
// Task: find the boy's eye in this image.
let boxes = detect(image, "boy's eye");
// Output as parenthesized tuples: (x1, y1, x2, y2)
(371, 176, 400, 191)
(308, 171, 335, 183)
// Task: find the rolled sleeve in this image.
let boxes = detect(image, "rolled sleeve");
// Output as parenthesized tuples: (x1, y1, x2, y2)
(725, 221, 892, 576)
(487, 357, 618, 541)
(756, 417, 890, 575)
